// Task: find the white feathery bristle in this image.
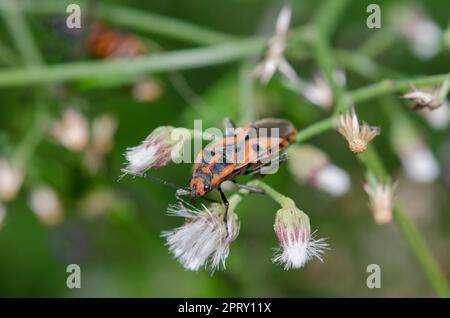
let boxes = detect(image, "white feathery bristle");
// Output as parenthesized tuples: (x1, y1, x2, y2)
(273, 234, 328, 270)
(315, 164, 351, 196)
(162, 201, 239, 272)
(402, 146, 440, 183)
(123, 143, 158, 175)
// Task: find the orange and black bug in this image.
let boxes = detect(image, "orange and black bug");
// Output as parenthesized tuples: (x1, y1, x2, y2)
(142, 118, 297, 220)
(86, 21, 147, 59)
(178, 118, 297, 217)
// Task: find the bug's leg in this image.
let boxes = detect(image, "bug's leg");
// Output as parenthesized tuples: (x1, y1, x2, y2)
(244, 153, 289, 175)
(218, 187, 230, 236)
(223, 117, 237, 136)
(232, 181, 265, 193)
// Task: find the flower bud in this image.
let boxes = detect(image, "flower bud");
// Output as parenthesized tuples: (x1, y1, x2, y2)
(0, 158, 24, 201)
(288, 145, 350, 196)
(122, 126, 178, 176)
(28, 185, 64, 226)
(132, 78, 163, 102)
(162, 200, 240, 271)
(92, 113, 117, 156)
(273, 203, 327, 269)
(50, 108, 89, 152)
(364, 180, 396, 225)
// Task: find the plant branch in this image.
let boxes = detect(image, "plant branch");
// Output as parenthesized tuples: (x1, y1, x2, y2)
(0, 0, 43, 66)
(0, 39, 265, 87)
(349, 73, 450, 103)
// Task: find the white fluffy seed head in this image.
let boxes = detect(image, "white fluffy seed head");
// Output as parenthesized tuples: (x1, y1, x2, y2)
(162, 201, 240, 272)
(122, 126, 176, 176)
(273, 206, 328, 270)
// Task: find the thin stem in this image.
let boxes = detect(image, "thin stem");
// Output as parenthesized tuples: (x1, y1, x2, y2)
(393, 206, 450, 297)
(349, 73, 450, 103)
(254, 180, 291, 207)
(239, 63, 255, 123)
(313, 0, 351, 39)
(294, 116, 335, 143)
(0, 39, 265, 87)
(357, 28, 396, 59)
(312, 0, 350, 114)
(18, 0, 237, 45)
(0, 0, 43, 66)
(13, 102, 50, 169)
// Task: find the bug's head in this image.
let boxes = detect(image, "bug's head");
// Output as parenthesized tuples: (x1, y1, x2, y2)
(189, 176, 212, 197)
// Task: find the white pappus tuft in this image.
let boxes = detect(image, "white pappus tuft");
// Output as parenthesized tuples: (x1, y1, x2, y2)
(162, 200, 240, 272)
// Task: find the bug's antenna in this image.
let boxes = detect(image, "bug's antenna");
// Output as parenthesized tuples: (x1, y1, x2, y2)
(141, 174, 190, 192)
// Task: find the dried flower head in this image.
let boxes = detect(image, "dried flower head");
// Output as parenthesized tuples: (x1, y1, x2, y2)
(337, 107, 380, 153)
(0, 158, 24, 202)
(253, 5, 299, 85)
(364, 181, 397, 225)
(122, 126, 177, 176)
(402, 85, 442, 110)
(50, 108, 89, 152)
(28, 185, 64, 226)
(162, 200, 240, 271)
(273, 203, 327, 269)
(288, 145, 350, 196)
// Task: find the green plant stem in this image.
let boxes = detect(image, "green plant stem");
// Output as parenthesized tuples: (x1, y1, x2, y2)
(253, 180, 290, 207)
(13, 103, 50, 169)
(357, 28, 396, 59)
(0, 39, 265, 87)
(312, 0, 350, 114)
(239, 63, 255, 123)
(313, 0, 351, 39)
(18, 0, 237, 45)
(350, 73, 450, 103)
(0, 0, 43, 66)
(294, 116, 335, 143)
(0, 41, 19, 66)
(393, 206, 450, 297)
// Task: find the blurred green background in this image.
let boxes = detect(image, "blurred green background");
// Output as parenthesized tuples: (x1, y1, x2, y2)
(0, 0, 449, 297)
